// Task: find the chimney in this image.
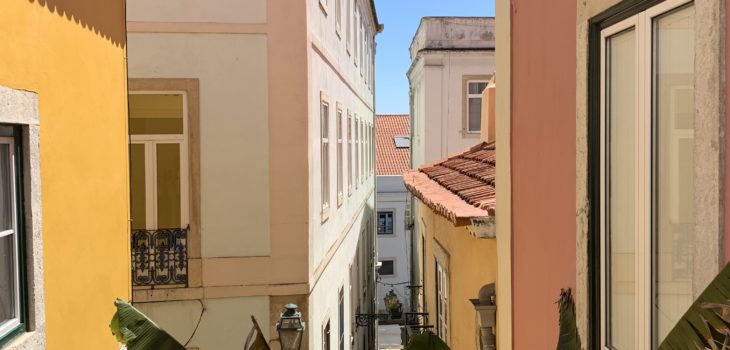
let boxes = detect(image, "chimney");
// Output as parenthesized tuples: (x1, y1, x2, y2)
(480, 74, 496, 143)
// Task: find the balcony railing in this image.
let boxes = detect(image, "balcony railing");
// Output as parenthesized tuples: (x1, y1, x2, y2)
(131, 228, 188, 288)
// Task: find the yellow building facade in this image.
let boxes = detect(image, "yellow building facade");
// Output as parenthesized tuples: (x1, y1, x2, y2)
(0, 1, 130, 349)
(404, 139, 497, 349)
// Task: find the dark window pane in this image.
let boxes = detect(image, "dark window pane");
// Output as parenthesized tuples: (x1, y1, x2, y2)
(377, 212, 393, 234)
(0, 235, 16, 323)
(468, 98, 482, 132)
(379, 260, 394, 275)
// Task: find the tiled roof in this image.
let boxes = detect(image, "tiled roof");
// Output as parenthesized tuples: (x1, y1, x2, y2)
(376, 115, 410, 176)
(403, 142, 495, 226)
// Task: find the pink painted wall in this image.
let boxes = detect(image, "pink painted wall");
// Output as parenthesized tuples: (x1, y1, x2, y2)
(510, 0, 577, 347)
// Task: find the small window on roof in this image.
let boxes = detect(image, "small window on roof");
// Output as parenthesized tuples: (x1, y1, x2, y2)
(394, 136, 410, 149)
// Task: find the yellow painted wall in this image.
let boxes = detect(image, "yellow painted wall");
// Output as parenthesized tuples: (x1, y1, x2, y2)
(419, 201, 497, 350)
(0, 1, 129, 349)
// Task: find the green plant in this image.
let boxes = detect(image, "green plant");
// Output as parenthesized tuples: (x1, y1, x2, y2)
(110, 299, 185, 350)
(556, 288, 581, 350)
(404, 332, 450, 350)
(660, 262, 730, 349)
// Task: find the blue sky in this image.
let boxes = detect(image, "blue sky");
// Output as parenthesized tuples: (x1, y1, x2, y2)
(373, 0, 495, 114)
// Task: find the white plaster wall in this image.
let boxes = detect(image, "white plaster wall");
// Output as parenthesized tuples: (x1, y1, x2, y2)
(135, 296, 270, 349)
(376, 175, 406, 193)
(410, 51, 494, 166)
(127, 0, 266, 24)
(307, 197, 373, 350)
(306, 0, 378, 347)
(128, 33, 271, 258)
(376, 187, 410, 313)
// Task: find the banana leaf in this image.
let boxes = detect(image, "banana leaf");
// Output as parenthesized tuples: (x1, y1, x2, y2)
(556, 288, 581, 350)
(244, 316, 271, 350)
(110, 299, 186, 350)
(404, 332, 450, 350)
(660, 262, 730, 349)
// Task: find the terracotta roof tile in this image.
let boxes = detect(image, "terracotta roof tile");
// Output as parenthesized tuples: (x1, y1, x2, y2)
(403, 142, 496, 225)
(376, 115, 410, 176)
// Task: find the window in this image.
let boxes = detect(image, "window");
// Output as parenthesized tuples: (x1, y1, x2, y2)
(359, 21, 365, 76)
(354, 8, 360, 67)
(436, 261, 449, 344)
(394, 136, 410, 149)
(355, 115, 360, 189)
(336, 104, 343, 206)
(129, 92, 189, 231)
(338, 287, 345, 350)
(346, 0, 352, 54)
(378, 260, 394, 276)
(323, 319, 331, 350)
(377, 211, 394, 235)
(347, 111, 353, 195)
(335, 0, 342, 37)
(321, 93, 331, 219)
(599, 1, 696, 347)
(465, 80, 488, 133)
(359, 119, 364, 183)
(0, 131, 22, 342)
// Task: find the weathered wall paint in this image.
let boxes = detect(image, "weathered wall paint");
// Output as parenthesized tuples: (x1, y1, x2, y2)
(510, 0, 577, 348)
(418, 201, 497, 350)
(0, 1, 129, 348)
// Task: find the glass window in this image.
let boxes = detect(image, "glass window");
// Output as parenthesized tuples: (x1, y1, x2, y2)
(653, 4, 695, 342)
(605, 27, 636, 349)
(321, 96, 331, 213)
(394, 136, 410, 149)
(323, 319, 331, 350)
(337, 107, 343, 205)
(377, 211, 394, 235)
(129, 94, 184, 135)
(0, 136, 21, 340)
(348, 112, 353, 195)
(129, 92, 187, 231)
(599, 2, 695, 347)
(378, 260, 394, 276)
(466, 81, 488, 132)
(338, 287, 345, 350)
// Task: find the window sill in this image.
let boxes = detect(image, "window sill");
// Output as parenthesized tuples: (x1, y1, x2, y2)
(319, 0, 328, 15)
(0, 328, 44, 350)
(337, 193, 343, 207)
(336, 26, 342, 39)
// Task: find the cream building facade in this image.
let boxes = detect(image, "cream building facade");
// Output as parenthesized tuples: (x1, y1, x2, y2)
(125, 0, 379, 349)
(407, 17, 496, 168)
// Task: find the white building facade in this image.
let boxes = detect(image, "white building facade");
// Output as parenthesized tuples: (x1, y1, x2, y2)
(126, 0, 380, 349)
(407, 17, 496, 168)
(374, 115, 412, 314)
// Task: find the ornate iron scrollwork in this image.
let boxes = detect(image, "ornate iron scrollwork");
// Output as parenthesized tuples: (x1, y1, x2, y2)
(131, 228, 188, 287)
(354, 313, 389, 327)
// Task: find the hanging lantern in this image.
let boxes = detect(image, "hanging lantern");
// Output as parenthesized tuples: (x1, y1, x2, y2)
(384, 289, 402, 319)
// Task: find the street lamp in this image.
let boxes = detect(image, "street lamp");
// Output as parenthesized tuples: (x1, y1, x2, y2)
(276, 303, 305, 350)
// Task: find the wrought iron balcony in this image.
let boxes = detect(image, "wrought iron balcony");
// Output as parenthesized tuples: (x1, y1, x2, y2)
(131, 228, 188, 287)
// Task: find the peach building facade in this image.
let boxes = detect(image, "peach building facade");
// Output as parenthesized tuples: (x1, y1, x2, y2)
(125, 0, 379, 349)
(495, 0, 730, 348)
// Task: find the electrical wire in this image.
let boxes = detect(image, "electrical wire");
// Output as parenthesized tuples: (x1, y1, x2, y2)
(183, 299, 206, 347)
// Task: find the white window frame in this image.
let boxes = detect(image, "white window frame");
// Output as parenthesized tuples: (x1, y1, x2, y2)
(336, 103, 344, 206)
(321, 93, 331, 221)
(466, 80, 488, 133)
(335, 0, 342, 38)
(347, 111, 353, 196)
(0, 137, 19, 338)
(129, 91, 190, 231)
(599, 0, 694, 348)
(436, 261, 449, 344)
(346, 0, 352, 55)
